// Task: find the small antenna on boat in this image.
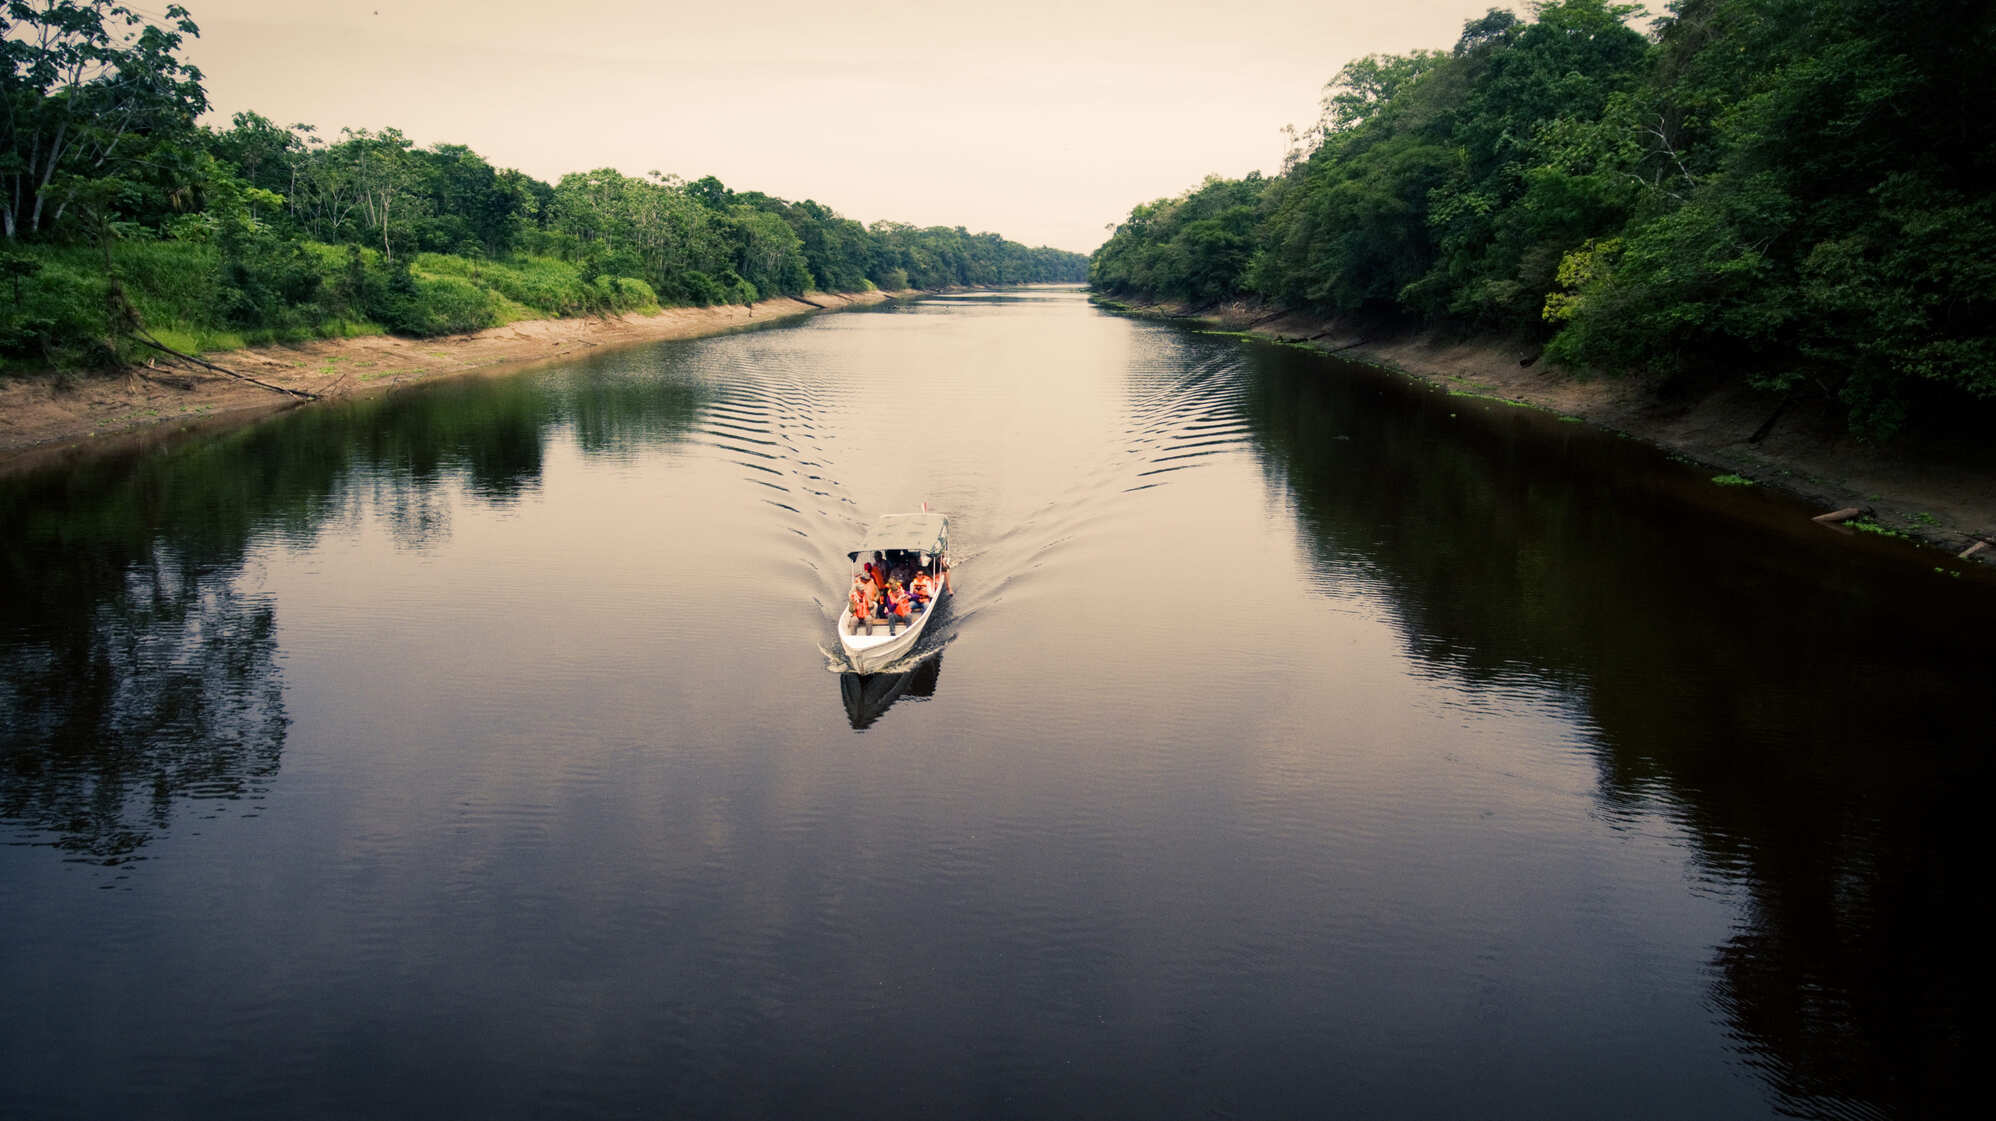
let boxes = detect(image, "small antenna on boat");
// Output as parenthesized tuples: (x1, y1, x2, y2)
(920, 501, 928, 513)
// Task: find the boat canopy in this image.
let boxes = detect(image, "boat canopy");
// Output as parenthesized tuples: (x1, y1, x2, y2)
(847, 512, 948, 561)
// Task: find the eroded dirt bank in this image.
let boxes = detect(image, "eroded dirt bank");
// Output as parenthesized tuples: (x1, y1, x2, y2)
(0, 290, 905, 476)
(1102, 296, 1994, 564)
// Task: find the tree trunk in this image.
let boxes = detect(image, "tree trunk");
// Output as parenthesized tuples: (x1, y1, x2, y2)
(28, 120, 70, 235)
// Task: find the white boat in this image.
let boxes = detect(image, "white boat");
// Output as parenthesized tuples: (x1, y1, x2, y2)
(838, 512, 951, 673)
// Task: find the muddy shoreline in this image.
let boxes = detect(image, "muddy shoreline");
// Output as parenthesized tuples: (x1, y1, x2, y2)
(1097, 294, 1995, 565)
(0, 289, 909, 477)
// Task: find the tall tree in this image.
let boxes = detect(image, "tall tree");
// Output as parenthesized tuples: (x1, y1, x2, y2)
(1, 0, 207, 239)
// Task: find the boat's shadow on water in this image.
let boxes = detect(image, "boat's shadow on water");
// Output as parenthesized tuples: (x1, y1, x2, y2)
(838, 653, 945, 731)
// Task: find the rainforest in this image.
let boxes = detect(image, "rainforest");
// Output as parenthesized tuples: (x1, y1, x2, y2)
(0, 2, 1088, 373)
(1088, 0, 1996, 438)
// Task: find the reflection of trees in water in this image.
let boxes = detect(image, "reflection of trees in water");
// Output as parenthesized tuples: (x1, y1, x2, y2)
(1232, 345, 1996, 1117)
(0, 554, 285, 862)
(0, 358, 709, 863)
(565, 359, 713, 454)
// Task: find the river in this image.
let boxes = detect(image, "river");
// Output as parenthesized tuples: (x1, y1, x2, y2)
(3, 287, 1992, 1119)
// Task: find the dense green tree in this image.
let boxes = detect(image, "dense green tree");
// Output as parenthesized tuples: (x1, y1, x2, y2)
(1, 0, 208, 239)
(1090, 174, 1263, 303)
(1410, 0, 1647, 321)
(725, 203, 809, 300)
(1092, 0, 1996, 435)
(203, 110, 300, 198)
(408, 143, 527, 256)
(1548, 0, 1996, 432)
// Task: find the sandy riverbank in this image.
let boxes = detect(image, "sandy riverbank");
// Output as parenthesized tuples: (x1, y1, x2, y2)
(0, 289, 905, 476)
(1101, 295, 1995, 564)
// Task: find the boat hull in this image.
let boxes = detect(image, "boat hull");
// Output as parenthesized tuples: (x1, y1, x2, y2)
(838, 586, 946, 673)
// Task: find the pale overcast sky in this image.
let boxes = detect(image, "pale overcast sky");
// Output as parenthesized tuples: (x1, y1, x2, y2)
(167, 0, 1523, 253)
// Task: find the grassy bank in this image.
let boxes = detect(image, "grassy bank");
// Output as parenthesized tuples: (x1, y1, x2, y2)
(0, 287, 920, 472)
(2, 240, 685, 374)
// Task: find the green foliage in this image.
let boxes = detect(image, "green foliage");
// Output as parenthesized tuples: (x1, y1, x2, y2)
(1710, 474, 1755, 487)
(1550, 0, 1996, 434)
(864, 220, 1085, 290)
(1, 1, 209, 239)
(0, 248, 108, 365)
(1319, 51, 1448, 134)
(1090, 175, 1263, 303)
(410, 252, 655, 318)
(1091, 0, 1996, 437)
(0, 239, 660, 370)
(1847, 519, 1908, 540)
(2, 1, 1085, 373)
(363, 260, 492, 337)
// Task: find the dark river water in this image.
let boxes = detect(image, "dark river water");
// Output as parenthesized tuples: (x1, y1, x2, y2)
(4, 288, 1994, 1119)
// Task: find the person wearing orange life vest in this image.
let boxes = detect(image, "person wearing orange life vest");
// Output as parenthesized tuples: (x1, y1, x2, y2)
(847, 579, 871, 632)
(855, 567, 886, 624)
(885, 579, 913, 631)
(909, 570, 933, 608)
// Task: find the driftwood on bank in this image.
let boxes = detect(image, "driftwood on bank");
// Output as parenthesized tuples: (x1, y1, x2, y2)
(1812, 506, 1871, 524)
(1961, 540, 1990, 561)
(131, 332, 318, 401)
(102, 267, 314, 403)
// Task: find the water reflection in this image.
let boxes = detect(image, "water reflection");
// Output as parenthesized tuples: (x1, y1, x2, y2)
(0, 352, 709, 863)
(7, 293, 1992, 1117)
(1228, 340, 1996, 1118)
(839, 654, 945, 731)
(0, 558, 284, 863)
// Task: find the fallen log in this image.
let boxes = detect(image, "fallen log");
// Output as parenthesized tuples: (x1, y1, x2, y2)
(1812, 506, 1870, 524)
(1961, 541, 1990, 561)
(132, 332, 318, 401)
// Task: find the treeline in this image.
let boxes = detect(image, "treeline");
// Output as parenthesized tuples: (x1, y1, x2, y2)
(0, 2, 1085, 368)
(1090, 0, 1996, 436)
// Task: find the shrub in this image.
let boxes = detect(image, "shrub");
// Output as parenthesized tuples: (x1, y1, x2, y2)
(0, 251, 111, 369)
(368, 262, 499, 337)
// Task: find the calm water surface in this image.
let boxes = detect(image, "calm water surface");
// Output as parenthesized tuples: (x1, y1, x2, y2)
(4, 288, 1993, 1119)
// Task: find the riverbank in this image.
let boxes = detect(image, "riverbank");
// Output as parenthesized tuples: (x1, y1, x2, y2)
(1096, 295, 1996, 564)
(0, 290, 906, 476)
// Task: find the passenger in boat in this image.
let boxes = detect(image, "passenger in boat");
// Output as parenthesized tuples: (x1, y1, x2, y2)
(847, 580, 870, 632)
(885, 579, 913, 627)
(909, 570, 934, 608)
